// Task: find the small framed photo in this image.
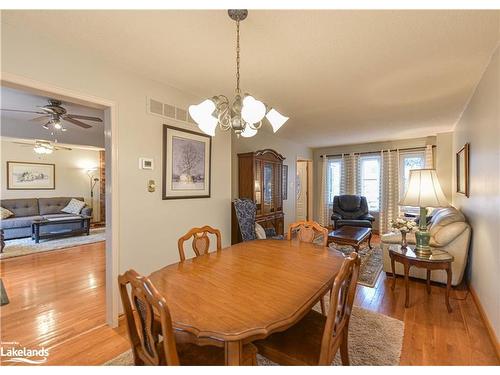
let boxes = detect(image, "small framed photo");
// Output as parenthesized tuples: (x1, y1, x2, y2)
(456, 143, 470, 197)
(139, 158, 154, 170)
(7, 161, 55, 190)
(162, 125, 211, 199)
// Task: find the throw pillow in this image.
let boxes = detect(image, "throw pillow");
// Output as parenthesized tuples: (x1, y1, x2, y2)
(0, 207, 14, 220)
(255, 222, 267, 240)
(61, 199, 86, 215)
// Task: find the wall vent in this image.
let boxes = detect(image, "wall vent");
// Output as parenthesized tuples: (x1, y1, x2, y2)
(147, 97, 195, 125)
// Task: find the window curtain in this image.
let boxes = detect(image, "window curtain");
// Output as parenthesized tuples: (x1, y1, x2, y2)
(425, 145, 434, 168)
(318, 155, 330, 226)
(342, 153, 359, 195)
(379, 149, 400, 233)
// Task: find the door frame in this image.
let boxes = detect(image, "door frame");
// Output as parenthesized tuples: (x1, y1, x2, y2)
(296, 158, 313, 221)
(1, 72, 121, 327)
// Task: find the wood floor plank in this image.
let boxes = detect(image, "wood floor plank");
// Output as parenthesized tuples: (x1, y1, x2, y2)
(0, 238, 497, 365)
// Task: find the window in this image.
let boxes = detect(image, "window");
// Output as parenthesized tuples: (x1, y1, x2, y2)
(400, 151, 426, 213)
(360, 156, 381, 211)
(327, 158, 342, 204)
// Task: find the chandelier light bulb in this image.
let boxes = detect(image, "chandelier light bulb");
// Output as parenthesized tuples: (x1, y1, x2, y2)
(241, 95, 266, 125)
(241, 125, 257, 138)
(266, 108, 289, 133)
(189, 99, 218, 136)
(53, 120, 62, 130)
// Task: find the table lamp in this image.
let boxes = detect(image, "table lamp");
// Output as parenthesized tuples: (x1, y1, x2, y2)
(399, 169, 450, 256)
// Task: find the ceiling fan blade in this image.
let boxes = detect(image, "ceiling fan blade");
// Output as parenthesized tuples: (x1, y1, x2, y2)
(37, 106, 57, 114)
(1, 109, 47, 115)
(30, 115, 51, 122)
(54, 145, 72, 151)
(12, 142, 34, 146)
(65, 114, 102, 122)
(63, 117, 92, 129)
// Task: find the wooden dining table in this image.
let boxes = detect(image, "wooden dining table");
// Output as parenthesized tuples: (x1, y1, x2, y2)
(148, 239, 345, 365)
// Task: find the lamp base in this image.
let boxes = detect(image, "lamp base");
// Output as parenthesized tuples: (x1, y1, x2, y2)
(415, 229, 432, 256)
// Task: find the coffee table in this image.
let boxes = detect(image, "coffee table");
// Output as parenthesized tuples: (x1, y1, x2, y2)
(388, 244, 454, 312)
(327, 225, 372, 252)
(31, 215, 91, 243)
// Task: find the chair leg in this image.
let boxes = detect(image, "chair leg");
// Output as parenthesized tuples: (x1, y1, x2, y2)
(320, 296, 326, 315)
(340, 331, 350, 366)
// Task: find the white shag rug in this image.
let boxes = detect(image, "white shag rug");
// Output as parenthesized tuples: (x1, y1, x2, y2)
(105, 305, 404, 366)
(0, 228, 106, 260)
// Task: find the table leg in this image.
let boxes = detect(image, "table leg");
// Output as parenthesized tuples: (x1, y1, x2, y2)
(368, 232, 373, 249)
(225, 340, 243, 366)
(445, 266, 453, 313)
(404, 263, 410, 308)
(426, 269, 431, 294)
(390, 255, 397, 291)
(353, 244, 360, 253)
(34, 223, 40, 244)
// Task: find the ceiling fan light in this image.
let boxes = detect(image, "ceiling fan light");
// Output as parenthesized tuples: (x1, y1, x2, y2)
(241, 95, 266, 124)
(241, 125, 257, 138)
(266, 108, 289, 133)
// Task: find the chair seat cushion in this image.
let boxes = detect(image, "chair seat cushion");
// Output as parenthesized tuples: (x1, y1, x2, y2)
(336, 219, 372, 228)
(0, 216, 43, 229)
(177, 342, 257, 366)
(254, 310, 326, 366)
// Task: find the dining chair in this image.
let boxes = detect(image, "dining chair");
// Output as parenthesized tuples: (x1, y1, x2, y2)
(288, 221, 328, 247)
(118, 269, 257, 366)
(288, 220, 330, 314)
(254, 252, 361, 366)
(177, 225, 222, 261)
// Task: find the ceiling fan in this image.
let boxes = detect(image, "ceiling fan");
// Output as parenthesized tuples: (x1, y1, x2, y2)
(1, 99, 102, 131)
(13, 140, 72, 155)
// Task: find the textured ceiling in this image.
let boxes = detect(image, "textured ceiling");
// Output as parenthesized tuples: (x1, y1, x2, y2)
(2, 10, 499, 147)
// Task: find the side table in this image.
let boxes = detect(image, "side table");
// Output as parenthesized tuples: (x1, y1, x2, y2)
(388, 244, 454, 313)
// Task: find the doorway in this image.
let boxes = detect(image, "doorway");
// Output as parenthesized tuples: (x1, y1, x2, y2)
(296, 159, 313, 221)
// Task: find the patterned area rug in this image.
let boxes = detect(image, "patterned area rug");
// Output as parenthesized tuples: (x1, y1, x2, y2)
(0, 228, 106, 260)
(329, 243, 383, 288)
(105, 305, 403, 366)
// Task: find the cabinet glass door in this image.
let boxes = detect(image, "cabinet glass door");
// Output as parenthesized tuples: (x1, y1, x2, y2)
(255, 160, 262, 215)
(263, 163, 274, 213)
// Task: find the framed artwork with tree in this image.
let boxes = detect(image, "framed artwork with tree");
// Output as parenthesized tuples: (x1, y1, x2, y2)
(162, 125, 211, 199)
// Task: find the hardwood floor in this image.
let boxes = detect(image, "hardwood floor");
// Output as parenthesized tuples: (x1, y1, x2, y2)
(0, 240, 498, 365)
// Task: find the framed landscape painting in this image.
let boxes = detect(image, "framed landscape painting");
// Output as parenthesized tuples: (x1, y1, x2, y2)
(162, 125, 211, 199)
(7, 161, 55, 190)
(456, 143, 470, 197)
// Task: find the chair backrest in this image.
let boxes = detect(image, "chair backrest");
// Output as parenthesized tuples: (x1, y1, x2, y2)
(318, 252, 360, 365)
(288, 221, 328, 247)
(233, 198, 257, 241)
(118, 270, 180, 366)
(177, 225, 222, 261)
(333, 195, 369, 219)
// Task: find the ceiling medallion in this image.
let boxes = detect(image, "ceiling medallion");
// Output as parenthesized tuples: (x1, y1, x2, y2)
(188, 9, 289, 138)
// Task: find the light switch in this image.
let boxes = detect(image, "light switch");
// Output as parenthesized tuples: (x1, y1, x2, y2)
(148, 180, 156, 192)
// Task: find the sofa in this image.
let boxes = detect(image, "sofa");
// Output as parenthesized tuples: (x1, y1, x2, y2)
(0, 197, 92, 240)
(331, 195, 375, 229)
(381, 207, 471, 286)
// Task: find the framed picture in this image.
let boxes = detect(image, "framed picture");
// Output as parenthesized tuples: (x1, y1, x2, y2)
(282, 164, 288, 200)
(7, 161, 55, 190)
(162, 125, 211, 199)
(456, 143, 469, 197)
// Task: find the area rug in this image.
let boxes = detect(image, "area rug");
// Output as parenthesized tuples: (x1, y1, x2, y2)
(329, 243, 383, 288)
(0, 228, 106, 260)
(104, 306, 403, 366)
(0, 278, 9, 306)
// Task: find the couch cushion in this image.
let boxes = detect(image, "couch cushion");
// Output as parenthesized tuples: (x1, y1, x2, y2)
(1, 207, 14, 219)
(38, 197, 84, 215)
(61, 198, 86, 215)
(0, 198, 39, 217)
(0, 216, 43, 229)
(429, 207, 465, 236)
(338, 195, 362, 212)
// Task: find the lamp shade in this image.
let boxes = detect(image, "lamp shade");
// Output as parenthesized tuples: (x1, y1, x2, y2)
(188, 99, 218, 136)
(266, 108, 288, 133)
(241, 95, 266, 125)
(399, 169, 450, 208)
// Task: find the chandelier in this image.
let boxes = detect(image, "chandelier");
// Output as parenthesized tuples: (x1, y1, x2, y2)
(188, 9, 289, 138)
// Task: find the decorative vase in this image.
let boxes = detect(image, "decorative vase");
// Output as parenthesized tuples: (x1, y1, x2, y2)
(401, 231, 408, 249)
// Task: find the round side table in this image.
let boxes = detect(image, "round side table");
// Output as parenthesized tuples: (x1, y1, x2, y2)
(388, 244, 454, 313)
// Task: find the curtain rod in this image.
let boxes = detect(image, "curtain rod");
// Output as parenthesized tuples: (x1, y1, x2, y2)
(320, 145, 436, 158)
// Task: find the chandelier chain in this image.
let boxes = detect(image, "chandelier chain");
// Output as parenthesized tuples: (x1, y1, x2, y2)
(236, 20, 240, 94)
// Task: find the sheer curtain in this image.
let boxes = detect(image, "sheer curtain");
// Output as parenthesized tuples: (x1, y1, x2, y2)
(379, 150, 400, 234)
(425, 145, 434, 168)
(342, 153, 359, 194)
(318, 155, 330, 226)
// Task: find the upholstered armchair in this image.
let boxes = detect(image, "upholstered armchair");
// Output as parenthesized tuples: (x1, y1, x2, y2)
(233, 198, 280, 242)
(331, 195, 375, 229)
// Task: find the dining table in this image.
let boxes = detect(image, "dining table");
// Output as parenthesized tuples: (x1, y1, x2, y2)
(148, 239, 345, 365)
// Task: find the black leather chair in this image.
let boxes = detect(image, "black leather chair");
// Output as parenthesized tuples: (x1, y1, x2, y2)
(331, 195, 375, 229)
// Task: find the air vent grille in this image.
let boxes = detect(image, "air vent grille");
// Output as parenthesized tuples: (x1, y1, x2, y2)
(147, 97, 194, 125)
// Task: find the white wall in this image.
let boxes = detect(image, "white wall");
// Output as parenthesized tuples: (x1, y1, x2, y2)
(1, 140, 102, 221)
(452, 46, 499, 339)
(231, 129, 313, 231)
(1, 20, 232, 273)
